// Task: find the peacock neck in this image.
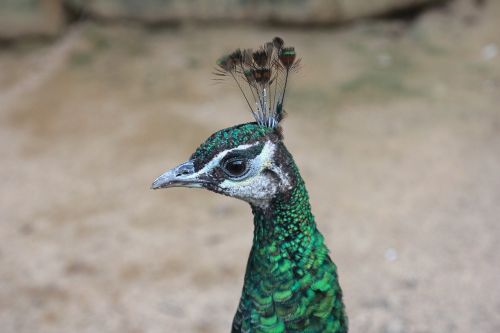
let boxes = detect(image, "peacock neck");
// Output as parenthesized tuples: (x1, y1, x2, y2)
(251, 176, 318, 261)
(248, 172, 329, 290)
(233, 167, 347, 332)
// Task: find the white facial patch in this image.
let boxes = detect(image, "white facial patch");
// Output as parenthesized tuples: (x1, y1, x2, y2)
(218, 141, 292, 208)
(181, 142, 260, 183)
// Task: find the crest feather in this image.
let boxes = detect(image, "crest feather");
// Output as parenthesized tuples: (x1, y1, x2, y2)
(215, 37, 300, 129)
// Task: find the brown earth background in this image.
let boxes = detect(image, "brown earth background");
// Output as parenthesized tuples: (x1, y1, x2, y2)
(1, 0, 500, 332)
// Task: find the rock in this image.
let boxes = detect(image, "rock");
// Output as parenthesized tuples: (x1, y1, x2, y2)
(338, 0, 440, 20)
(65, 0, 443, 24)
(0, 0, 64, 40)
(0, 0, 443, 40)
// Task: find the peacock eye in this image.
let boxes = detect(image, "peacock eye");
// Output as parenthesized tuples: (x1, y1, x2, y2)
(222, 158, 249, 179)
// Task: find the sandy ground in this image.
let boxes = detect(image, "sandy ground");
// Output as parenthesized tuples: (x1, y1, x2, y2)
(1, 1, 500, 332)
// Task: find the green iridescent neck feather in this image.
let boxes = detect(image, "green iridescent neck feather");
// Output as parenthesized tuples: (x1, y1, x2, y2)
(231, 145, 347, 333)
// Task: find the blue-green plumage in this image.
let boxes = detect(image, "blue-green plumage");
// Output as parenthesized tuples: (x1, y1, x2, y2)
(232, 143, 347, 332)
(152, 38, 348, 332)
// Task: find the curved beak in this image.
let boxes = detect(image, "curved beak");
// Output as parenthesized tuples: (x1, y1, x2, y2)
(151, 160, 203, 189)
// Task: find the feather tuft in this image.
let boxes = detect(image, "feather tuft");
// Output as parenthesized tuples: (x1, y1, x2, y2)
(214, 37, 299, 129)
(253, 49, 269, 67)
(272, 37, 284, 49)
(279, 47, 296, 69)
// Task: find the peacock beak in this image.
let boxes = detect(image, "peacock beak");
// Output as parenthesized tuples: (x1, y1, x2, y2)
(151, 160, 204, 189)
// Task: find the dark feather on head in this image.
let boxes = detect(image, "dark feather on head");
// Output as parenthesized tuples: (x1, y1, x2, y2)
(253, 49, 269, 68)
(279, 47, 297, 69)
(213, 36, 299, 129)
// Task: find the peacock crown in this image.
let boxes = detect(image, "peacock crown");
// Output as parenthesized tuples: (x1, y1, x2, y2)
(190, 123, 276, 169)
(214, 37, 300, 129)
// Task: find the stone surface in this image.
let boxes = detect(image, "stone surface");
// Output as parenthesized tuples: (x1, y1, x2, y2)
(338, 0, 439, 20)
(0, 0, 64, 39)
(66, 0, 443, 24)
(0, 0, 444, 40)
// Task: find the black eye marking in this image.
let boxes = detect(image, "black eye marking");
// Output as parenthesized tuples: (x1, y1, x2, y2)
(225, 143, 264, 161)
(218, 143, 264, 180)
(222, 158, 249, 179)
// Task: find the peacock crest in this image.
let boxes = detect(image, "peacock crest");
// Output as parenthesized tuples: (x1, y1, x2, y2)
(214, 37, 301, 129)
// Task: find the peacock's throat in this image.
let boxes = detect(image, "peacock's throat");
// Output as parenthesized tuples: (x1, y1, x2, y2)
(233, 163, 347, 332)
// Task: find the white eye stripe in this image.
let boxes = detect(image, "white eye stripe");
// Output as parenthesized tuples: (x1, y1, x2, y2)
(194, 142, 260, 177)
(217, 141, 281, 208)
(256, 141, 274, 166)
(219, 142, 275, 185)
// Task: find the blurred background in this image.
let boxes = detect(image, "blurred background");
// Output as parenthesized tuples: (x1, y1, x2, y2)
(1, 0, 499, 332)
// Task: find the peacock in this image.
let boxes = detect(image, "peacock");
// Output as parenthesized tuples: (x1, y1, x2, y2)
(151, 37, 347, 333)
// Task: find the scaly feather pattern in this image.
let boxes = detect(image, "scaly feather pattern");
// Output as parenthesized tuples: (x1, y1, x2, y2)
(226, 135, 348, 332)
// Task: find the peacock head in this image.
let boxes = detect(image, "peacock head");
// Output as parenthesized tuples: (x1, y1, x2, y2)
(151, 37, 301, 208)
(151, 123, 297, 207)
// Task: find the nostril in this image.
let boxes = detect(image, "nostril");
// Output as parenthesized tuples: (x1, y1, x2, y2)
(174, 161, 195, 178)
(176, 170, 190, 177)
